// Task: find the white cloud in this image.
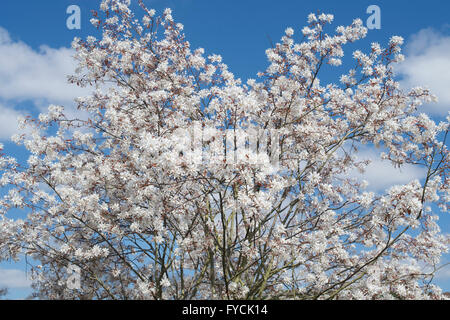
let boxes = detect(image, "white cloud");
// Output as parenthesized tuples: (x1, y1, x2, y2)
(396, 28, 450, 116)
(0, 27, 86, 105)
(0, 103, 24, 140)
(0, 26, 93, 141)
(348, 147, 426, 192)
(0, 268, 31, 288)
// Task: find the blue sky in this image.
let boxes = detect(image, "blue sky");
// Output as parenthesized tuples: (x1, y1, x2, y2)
(0, 0, 449, 299)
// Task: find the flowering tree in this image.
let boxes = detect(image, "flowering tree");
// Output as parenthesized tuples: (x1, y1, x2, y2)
(0, 0, 449, 300)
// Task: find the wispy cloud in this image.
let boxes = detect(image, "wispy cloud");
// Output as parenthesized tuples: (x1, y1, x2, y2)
(0, 268, 31, 289)
(396, 28, 450, 116)
(348, 146, 426, 192)
(0, 103, 24, 140)
(435, 264, 450, 281)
